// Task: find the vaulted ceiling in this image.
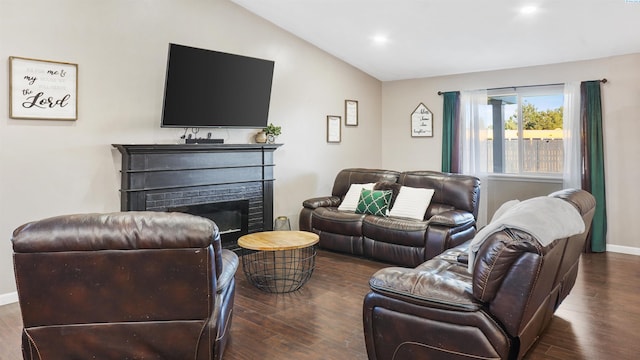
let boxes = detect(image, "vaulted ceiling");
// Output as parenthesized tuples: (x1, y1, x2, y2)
(232, 0, 640, 81)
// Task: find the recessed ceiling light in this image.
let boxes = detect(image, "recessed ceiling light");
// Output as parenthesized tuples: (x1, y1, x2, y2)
(371, 34, 389, 45)
(520, 5, 538, 15)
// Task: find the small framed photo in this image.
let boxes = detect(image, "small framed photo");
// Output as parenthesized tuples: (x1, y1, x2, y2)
(345, 99, 358, 126)
(327, 115, 341, 143)
(9, 56, 78, 120)
(411, 103, 433, 137)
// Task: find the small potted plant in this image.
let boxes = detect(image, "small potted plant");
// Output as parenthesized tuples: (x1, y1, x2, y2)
(264, 123, 282, 143)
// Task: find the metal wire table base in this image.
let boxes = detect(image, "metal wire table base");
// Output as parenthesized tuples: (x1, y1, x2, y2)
(241, 246, 317, 293)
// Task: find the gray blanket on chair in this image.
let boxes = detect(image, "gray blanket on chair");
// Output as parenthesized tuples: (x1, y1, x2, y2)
(468, 196, 585, 273)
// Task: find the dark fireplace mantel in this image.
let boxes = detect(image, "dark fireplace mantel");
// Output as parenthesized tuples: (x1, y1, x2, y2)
(113, 143, 281, 250)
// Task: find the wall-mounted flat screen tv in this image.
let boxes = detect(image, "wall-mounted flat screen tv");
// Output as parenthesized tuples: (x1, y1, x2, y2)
(161, 43, 275, 128)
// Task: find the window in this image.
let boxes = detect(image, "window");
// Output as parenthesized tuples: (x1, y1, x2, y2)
(487, 86, 564, 175)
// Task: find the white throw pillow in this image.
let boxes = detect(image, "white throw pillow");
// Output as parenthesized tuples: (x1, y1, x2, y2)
(338, 183, 375, 212)
(389, 186, 435, 220)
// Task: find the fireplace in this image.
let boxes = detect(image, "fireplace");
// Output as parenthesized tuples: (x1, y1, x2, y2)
(169, 200, 249, 251)
(113, 143, 281, 252)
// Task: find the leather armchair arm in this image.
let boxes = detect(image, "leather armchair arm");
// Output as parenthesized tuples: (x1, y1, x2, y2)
(302, 196, 341, 209)
(217, 249, 239, 293)
(429, 210, 475, 227)
(368, 260, 480, 311)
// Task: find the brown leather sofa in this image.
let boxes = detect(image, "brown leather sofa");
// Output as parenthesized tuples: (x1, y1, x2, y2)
(300, 168, 481, 267)
(12, 211, 238, 360)
(363, 189, 596, 360)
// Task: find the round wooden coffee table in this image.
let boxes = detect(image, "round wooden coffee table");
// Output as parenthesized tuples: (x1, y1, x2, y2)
(238, 231, 319, 293)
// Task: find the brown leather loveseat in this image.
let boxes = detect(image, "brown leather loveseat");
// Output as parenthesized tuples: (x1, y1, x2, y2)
(363, 189, 596, 360)
(12, 211, 238, 360)
(300, 168, 481, 267)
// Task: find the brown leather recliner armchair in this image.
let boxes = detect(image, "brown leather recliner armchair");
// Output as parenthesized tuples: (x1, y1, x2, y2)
(12, 211, 238, 360)
(363, 189, 596, 360)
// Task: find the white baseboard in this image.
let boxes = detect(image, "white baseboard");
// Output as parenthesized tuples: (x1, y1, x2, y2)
(607, 244, 640, 256)
(0, 292, 18, 306)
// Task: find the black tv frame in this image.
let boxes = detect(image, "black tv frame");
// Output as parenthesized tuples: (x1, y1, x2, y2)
(161, 43, 275, 129)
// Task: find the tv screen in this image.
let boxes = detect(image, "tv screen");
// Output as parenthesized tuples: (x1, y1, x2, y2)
(161, 43, 275, 128)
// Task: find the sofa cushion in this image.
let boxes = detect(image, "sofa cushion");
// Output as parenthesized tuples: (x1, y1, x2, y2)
(399, 171, 481, 219)
(362, 215, 429, 247)
(337, 183, 375, 212)
(356, 189, 392, 216)
(331, 168, 400, 198)
(425, 203, 456, 218)
(312, 207, 366, 236)
(369, 259, 479, 311)
(389, 186, 435, 220)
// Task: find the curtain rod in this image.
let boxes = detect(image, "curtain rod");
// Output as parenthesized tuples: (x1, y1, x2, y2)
(437, 78, 607, 95)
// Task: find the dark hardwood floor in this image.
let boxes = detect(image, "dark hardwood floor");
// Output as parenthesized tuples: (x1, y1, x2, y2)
(0, 250, 638, 359)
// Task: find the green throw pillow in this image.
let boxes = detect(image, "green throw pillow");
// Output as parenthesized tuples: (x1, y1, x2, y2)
(356, 189, 393, 216)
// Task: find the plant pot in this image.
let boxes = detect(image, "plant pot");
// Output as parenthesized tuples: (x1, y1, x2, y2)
(255, 131, 267, 143)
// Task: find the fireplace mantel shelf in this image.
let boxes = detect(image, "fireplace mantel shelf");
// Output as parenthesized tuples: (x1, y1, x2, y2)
(113, 143, 282, 153)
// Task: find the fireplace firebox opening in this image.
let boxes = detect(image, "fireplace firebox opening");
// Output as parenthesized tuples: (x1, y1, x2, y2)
(169, 200, 249, 252)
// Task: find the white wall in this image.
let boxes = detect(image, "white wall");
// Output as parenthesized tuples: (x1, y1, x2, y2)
(0, 0, 383, 299)
(381, 54, 640, 252)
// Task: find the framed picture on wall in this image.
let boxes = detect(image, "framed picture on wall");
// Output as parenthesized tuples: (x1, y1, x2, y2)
(327, 115, 341, 143)
(411, 103, 433, 137)
(345, 99, 358, 126)
(9, 56, 78, 120)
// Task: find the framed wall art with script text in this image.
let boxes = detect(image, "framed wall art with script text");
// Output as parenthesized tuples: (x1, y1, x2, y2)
(411, 102, 433, 137)
(9, 56, 78, 120)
